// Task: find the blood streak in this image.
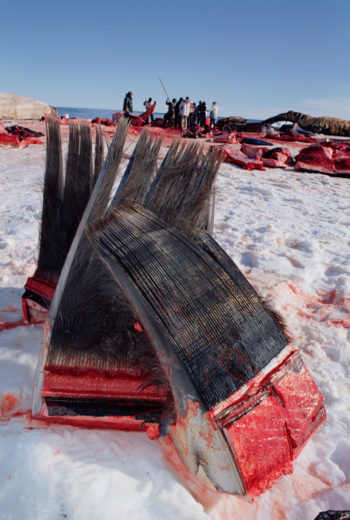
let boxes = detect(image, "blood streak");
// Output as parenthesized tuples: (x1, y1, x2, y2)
(0, 319, 29, 331)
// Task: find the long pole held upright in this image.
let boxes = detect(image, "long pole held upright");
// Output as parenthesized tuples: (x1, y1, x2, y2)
(159, 77, 170, 100)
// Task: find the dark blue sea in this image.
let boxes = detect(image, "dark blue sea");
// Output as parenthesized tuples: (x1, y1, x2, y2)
(56, 106, 165, 120)
(57, 106, 259, 123)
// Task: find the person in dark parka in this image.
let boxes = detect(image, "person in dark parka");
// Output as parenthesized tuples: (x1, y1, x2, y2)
(123, 91, 133, 116)
(175, 98, 183, 129)
(164, 98, 176, 127)
(198, 101, 207, 127)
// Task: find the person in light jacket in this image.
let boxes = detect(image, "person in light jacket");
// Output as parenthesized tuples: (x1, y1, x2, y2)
(179, 97, 191, 129)
(143, 97, 154, 123)
(209, 102, 218, 129)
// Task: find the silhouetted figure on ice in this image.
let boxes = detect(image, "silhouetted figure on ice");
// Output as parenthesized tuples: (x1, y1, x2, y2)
(123, 91, 133, 117)
(164, 98, 176, 127)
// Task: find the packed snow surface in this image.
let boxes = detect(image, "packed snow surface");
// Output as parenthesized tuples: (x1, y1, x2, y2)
(0, 126, 349, 519)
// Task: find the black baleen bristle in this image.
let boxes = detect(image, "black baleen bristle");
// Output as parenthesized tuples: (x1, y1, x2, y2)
(111, 128, 162, 208)
(61, 120, 93, 255)
(36, 117, 65, 283)
(145, 141, 222, 238)
(47, 130, 222, 400)
(89, 205, 288, 411)
(35, 118, 95, 284)
(93, 124, 104, 186)
(48, 123, 166, 386)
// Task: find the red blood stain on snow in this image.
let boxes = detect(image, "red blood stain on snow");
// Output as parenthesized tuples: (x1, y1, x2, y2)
(0, 394, 32, 422)
(0, 319, 29, 331)
(330, 318, 350, 328)
(270, 502, 287, 520)
(317, 290, 338, 304)
(287, 283, 298, 294)
(271, 281, 350, 329)
(309, 463, 335, 488)
(0, 305, 18, 313)
(291, 468, 329, 502)
(1, 394, 20, 416)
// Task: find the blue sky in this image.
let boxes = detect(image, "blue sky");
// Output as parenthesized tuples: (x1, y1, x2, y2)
(1, 0, 350, 119)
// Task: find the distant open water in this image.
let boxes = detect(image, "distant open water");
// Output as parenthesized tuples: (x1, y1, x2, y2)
(57, 106, 259, 123)
(57, 106, 159, 120)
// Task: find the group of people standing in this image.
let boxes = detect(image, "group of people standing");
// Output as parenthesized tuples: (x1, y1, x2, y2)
(122, 91, 218, 130)
(164, 98, 218, 130)
(123, 91, 155, 124)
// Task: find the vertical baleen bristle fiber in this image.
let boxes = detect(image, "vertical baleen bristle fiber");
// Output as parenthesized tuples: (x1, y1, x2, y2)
(144, 140, 200, 213)
(178, 147, 222, 238)
(110, 129, 162, 208)
(64, 120, 80, 197)
(36, 117, 65, 282)
(52, 117, 130, 297)
(47, 117, 129, 320)
(144, 142, 221, 238)
(143, 139, 182, 206)
(89, 117, 129, 223)
(77, 121, 93, 198)
(93, 124, 104, 187)
(61, 120, 93, 254)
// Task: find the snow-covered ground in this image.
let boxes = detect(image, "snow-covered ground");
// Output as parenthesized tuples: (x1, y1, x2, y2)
(0, 130, 349, 519)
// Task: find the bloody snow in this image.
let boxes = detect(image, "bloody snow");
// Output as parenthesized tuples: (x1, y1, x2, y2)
(0, 120, 349, 520)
